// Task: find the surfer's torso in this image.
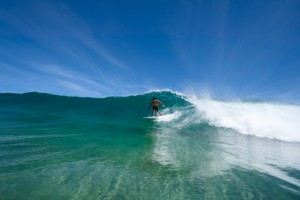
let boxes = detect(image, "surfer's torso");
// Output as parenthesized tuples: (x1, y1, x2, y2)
(152, 100, 161, 107)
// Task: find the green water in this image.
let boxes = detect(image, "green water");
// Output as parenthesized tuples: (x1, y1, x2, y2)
(0, 91, 300, 199)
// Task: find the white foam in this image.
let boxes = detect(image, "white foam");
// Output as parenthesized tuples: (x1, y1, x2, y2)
(188, 96, 300, 142)
(155, 111, 181, 122)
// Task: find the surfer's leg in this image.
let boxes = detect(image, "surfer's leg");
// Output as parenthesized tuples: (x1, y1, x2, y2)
(153, 106, 159, 116)
(158, 110, 162, 116)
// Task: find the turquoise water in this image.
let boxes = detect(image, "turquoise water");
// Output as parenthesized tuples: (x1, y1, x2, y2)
(1, 91, 300, 199)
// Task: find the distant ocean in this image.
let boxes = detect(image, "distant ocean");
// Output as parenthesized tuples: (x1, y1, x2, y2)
(1, 91, 300, 199)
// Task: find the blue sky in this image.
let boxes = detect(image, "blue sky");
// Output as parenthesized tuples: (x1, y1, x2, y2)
(0, 0, 300, 101)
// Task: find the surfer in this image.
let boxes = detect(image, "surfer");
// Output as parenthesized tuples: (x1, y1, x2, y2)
(147, 97, 165, 117)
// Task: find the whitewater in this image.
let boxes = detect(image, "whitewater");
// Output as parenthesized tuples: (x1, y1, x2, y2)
(189, 96, 300, 142)
(0, 90, 300, 199)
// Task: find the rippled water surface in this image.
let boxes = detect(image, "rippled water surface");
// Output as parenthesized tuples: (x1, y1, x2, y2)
(1, 92, 300, 199)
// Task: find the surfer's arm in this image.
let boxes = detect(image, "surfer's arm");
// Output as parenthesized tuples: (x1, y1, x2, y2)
(158, 100, 165, 107)
(147, 103, 153, 112)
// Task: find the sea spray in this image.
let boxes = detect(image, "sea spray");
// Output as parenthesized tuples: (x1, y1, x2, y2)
(188, 96, 300, 142)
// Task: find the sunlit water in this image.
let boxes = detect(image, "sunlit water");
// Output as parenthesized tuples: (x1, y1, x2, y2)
(1, 92, 300, 199)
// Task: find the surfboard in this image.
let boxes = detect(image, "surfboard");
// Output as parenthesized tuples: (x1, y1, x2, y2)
(142, 116, 157, 119)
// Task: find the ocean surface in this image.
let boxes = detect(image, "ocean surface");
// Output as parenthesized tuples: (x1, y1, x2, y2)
(1, 91, 300, 200)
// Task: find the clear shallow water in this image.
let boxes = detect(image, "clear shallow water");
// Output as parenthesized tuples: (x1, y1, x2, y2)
(0, 91, 300, 199)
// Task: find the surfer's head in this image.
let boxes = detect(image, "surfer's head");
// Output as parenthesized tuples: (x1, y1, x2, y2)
(152, 97, 156, 100)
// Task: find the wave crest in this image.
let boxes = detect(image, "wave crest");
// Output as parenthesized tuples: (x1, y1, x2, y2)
(187, 96, 300, 142)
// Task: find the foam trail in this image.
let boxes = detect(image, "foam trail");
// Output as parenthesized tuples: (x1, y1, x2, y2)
(188, 97, 300, 142)
(156, 111, 181, 122)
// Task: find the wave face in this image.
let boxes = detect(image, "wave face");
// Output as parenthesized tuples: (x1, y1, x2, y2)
(1, 91, 299, 142)
(1, 91, 300, 199)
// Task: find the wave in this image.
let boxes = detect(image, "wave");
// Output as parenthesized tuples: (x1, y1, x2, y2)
(187, 96, 300, 142)
(1, 90, 300, 142)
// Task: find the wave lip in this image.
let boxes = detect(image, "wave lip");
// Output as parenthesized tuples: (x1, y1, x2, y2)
(187, 96, 300, 143)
